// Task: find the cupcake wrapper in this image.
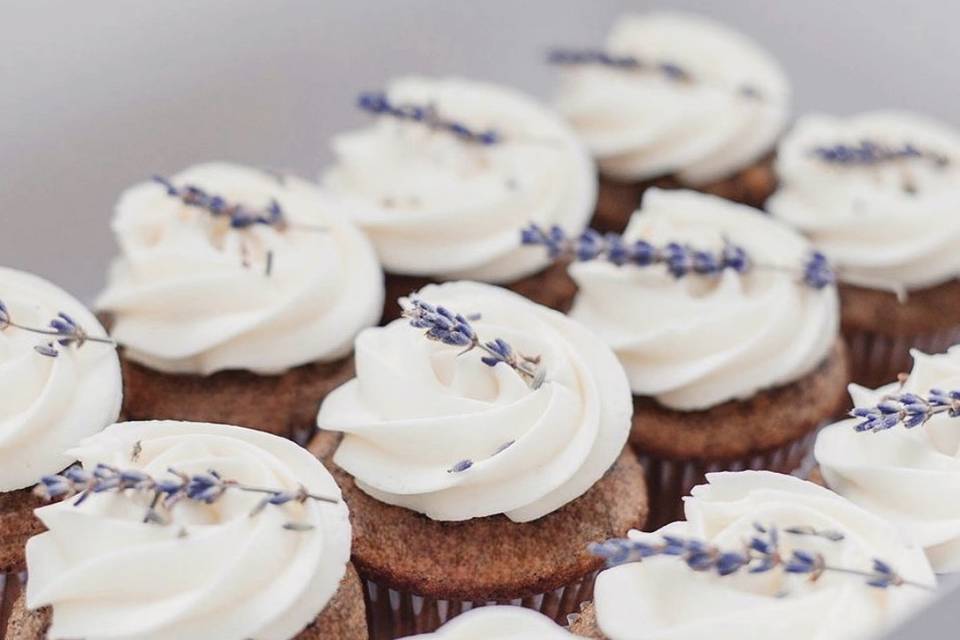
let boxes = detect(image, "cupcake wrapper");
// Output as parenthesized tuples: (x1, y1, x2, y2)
(636, 430, 817, 531)
(0, 572, 24, 634)
(360, 571, 599, 640)
(845, 326, 960, 389)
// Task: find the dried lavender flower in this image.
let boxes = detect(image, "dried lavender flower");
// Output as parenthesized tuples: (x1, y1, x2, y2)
(401, 296, 545, 388)
(812, 141, 949, 168)
(358, 91, 501, 145)
(547, 48, 760, 99)
(589, 522, 930, 590)
(851, 387, 960, 433)
(35, 463, 339, 530)
(521, 224, 835, 290)
(0, 299, 115, 358)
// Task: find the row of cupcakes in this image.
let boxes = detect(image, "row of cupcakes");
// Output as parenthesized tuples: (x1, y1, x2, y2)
(0, 263, 956, 639)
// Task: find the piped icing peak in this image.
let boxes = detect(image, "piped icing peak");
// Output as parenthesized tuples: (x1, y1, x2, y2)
(769, 111, 960, 293)
(0, 267, 121, 491)
(591, 471, 935, 640)
(25, 420, 352, 640)
(322, 76, 596, 282)
(399, 605, 579, 639)
(816, 346, 960, 572)
(553, 12, 789, 184)
(96, 162, 384, 376)
(317, 281, 631, 522)
(568, 189, 839, 410)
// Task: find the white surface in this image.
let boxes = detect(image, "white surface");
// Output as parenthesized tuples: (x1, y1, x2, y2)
(2, 2, 959, 637)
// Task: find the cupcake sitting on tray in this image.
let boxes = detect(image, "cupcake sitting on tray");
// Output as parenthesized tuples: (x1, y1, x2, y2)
(4, 421, 367, 640)
(321, 76, 597, 321)
(96, 162, 383, 443)
(551, 12, 790, 232)
(0, 267, 121, 607)
(523, 189, 848, 529)
(312, 281, 647, 638)
(816, 346, 960, 573)
(767, 111, 960, 387)
(569, 471, 936, 640)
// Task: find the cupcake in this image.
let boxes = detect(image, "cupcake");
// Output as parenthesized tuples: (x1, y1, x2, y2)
(96, 163, 383, 443)
(767, 111, 960, 388)
(0, 267, 121, 604)
(551, 189, 848, 529)
(312, 281, 647, 637)
(570, 471, 936, 640)
(4, 420, 367, 639)
(321, 76, 597, 321)
(816, 346, 960, 573)
(552, 12, 790, 233)
(398, 606, 580, 638)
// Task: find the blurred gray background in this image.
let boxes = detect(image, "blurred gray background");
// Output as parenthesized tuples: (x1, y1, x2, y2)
(2, 1, 959, 635)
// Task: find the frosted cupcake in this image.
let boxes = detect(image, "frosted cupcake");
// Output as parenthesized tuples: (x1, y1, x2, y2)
(96, 163, 383, 443)
(0, 267, 121, 604)
(399, 606, 580, 638)
(816, 347, 960, 573)
(3, 420, 366, 639)
(312, 281, 647, 637)
(552, 12, 790, 232)
(525, 189, 847, 529)
(767, 111, 960, 387)
(570, 471, 936, 640)
(321, 76, 597, 321)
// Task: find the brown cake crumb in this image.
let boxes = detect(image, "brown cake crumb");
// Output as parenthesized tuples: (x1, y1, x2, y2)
(309, 431, 648, 602)
(0, 490, 44, 575)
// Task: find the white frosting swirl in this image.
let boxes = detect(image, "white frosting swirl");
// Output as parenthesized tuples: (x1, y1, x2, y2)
(400, 606, 578, 639)
(26, 420, 351, 640)
(322, 76, 597, 282)
(768, 111, 960, 292)
(816, 347, 960, 573)
(569, 189, 839, 410)
(554, 12, 790, 184)
(0, 267, 121, 491)
(96, 162, 384, 375)
(593, 471, 935, 640)
(317, 281, 631, 522)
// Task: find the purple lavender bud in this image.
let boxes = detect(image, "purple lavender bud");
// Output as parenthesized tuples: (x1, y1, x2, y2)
(448, 459, 473, 473)
(34, 343, 59, 358)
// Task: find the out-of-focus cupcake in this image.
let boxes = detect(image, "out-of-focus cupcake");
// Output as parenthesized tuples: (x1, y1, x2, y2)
(312, 281, 647, 638)
(527, 189, 848, 529)
(570, 471, 936, 640)
(96, 162, 383, 443)
(0, 267, 121, 606)
(816, 346, 960, 573)
(321, 76, 597, 321)
(4, 420, 367, 640)
(398, 606, 581, 638)
(552, 12, 790, 232)
(768, 111, 960, 387)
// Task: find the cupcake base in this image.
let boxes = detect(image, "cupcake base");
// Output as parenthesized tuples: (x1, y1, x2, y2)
(309, 431, 648, 639)
(380, 260, 577, 324)
(0, 564, 369, 640)
(118, 355, 355, 445)
(0, 489, 44, 576)
(840, 281, 960, 388)
(592, 155, 777, 234)
(629, 339, 850, 530)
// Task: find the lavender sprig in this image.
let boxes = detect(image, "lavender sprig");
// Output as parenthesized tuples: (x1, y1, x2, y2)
(521, 224, 835, 290)
(401, 296, 546, 389)
(35, 463, 339, 530)
(0, 301, 114, 358)
(548, 48, 761, 99)
(812, 141, 949, 168)
(589, 523, 931, 590)
(851, 387, 960, 433)
(153, 176, 286, 230)
(358, 91, 501, 145)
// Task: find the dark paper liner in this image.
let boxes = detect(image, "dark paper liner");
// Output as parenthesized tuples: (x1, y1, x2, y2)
(636, 430, 817, 531)
(360, 570, 598, 640)
(845, 326, 960, 389)
(0, 572, 25, 638)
